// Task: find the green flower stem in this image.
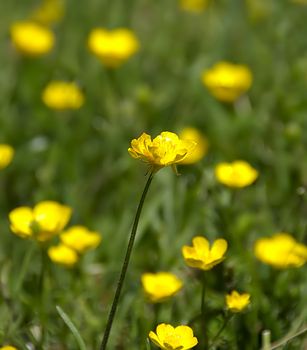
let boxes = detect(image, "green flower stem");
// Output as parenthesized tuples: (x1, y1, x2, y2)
(200, 272, 208, 349)
(100, 171, 154, 350)
(209, 313, 234, 349)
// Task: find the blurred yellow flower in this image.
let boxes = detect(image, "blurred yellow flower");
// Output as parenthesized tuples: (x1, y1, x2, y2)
(88, 28, 139, 68)
(215, 161, 258, 188)
(32, 0, 65, 25)
(48, 243, 78, 267)
(60, 225, 101, 253)
(42, 81, 84, 110)
(149, 323, 198, 350)
(202, 61, 252, 102)
(180, 0, 208, 13)
(254, 233, 307, 268)
(128, 131, 196, 173)
(0, 144, 14, 170)
(226, 291, 251, 312)
(9, 201, 72, 241)
(141, 272, 183, 303)
(0, 347, 18, 350)
(178, 127, 208, 164)
(182, 236, 227, 270)
(10, 21, 55, 56)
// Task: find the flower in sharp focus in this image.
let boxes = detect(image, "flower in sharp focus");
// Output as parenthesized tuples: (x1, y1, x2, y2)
(180, 0, 208, 13)
(0, 144, 14, 170)
(182, 236, 227, 270)
(9, 201, 72, 241)
(215, 161, 258, 188)
(128, 131, 196, 173)
(178, 127, 208, 164)
(87, 28, 139, 68)
(149, 323, 198, 350)
(31, 0, 65, 25)
(10, 21, 55, 56)
(202, 61, 252, 102)
(42, 81, 84, 110)
(254, 233, 307, 268)
(226, 291, 251, 313)
(141, 272, 183, 303)
(48, 244, 78, 267)
(60, 225, 101, 253)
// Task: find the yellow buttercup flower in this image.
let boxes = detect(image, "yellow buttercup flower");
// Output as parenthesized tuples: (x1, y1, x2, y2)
(42, 81, 84, 110)
(180, 0, 208, 13)
(254, 233, 307, 268)
(202, 61, 252, 102)
(128, 131, 196, 173)
(10, 21, 55, 56)
(88, 28, 139, 68)
(60, 225, 101, 253)
(178, 127, 208, 164)
(182, 236, 227, 270)
(149, 324, 198, 350)
(141, 272, 183, 303)
(226, 291, 251, 313)
(32, 0, 65, 25)
(0, 144, 14, 170)
(215, 161, 258, 188)
(9, 200, 72, 241)
(48, 244, 78, 267)
(0, 346, 18, 350)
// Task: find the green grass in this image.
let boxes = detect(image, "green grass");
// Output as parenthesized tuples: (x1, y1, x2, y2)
(0, 0, 307, 349)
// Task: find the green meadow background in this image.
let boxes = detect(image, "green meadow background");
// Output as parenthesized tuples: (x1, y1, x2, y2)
(0, 0, 307, 349)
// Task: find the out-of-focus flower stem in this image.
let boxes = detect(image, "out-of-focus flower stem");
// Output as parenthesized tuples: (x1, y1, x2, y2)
(100, 171, 154, 350)
(209, 313, 233, 349)
(200, 272, 208, 349)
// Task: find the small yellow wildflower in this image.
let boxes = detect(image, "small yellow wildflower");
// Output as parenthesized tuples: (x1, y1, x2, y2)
(60, 225, 101, 253)
(179, 127, 208, 164)
(32, 0, 65, 25)
(149, 323, 198, 350)
(254, 233, 307, 268)
(226, 291, 251, 312)
(128, 131, 196, 173)
(42, 81, 84, 110)
(10, 21, 55, 56)
(182, 236, 227, 270)
(48, 244, 78, 267)
(215, 161, 258, 188)
(9, 201, 72, 241)
(141, 272, 183, 303)
(0, 346, 18, 350)
(180, 0, 208, 13)
(0, 144, 14, 170)
(88, 28, 139, 68)
(202, 61, 252, 102)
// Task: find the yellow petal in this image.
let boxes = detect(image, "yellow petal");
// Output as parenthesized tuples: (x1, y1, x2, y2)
(211, 239, 228, 260)
(9, 207, 34, 238)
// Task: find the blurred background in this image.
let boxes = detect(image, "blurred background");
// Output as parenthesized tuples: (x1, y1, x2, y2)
(0, 0, 307, 349)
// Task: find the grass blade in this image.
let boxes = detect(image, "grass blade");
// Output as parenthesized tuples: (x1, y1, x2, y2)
(56, 305, 87, 350)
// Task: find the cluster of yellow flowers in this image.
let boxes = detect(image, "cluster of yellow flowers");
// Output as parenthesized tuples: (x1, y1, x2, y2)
(8, 201, 101, 267)
(142, 235, 250, 348)
(146, 289, 251, 349)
